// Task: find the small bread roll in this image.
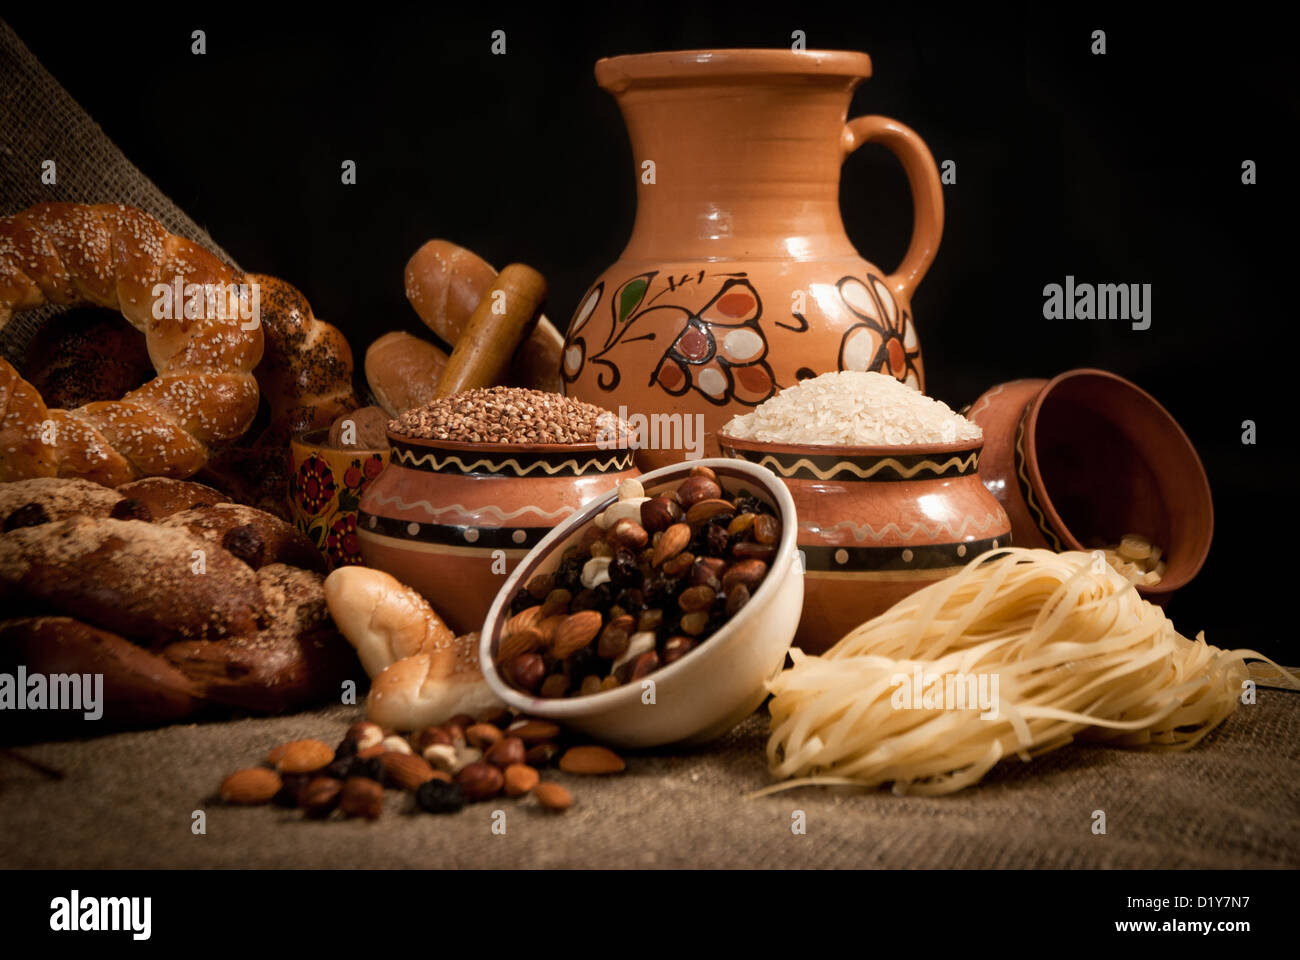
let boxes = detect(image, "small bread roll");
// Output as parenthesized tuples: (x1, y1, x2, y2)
(365, 632, 503, 731)
(364, 331, 448, 416)
(327, 405, 390, 449)
(323, 566, 456, 678)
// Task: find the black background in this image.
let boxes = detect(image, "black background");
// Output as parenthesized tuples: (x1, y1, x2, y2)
(4, 3, 1293, 654)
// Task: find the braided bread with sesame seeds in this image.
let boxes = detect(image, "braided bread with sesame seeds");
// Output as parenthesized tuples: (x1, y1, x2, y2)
(0, 202, 264, 485)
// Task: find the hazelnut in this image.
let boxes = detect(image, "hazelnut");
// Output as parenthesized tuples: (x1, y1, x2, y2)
(663, 636, 696, 665)
(456, 761, 505, 802)
(640, 496, 683, 533)
(676, 474, 722, 508)
(339, 777, 384, 820)
(629, 650, 660, 681)
(345, 722, 384, 751)
(525, 742, 560, 767)
(507, 653, 547, 693)
(691, 557, 726, 588)
(486, 736, 526, 769)
(413, 726, 453, 753)
(300, 776, 342, 818)
(465, 723, 503, 750)
(609, 518, 649, 551)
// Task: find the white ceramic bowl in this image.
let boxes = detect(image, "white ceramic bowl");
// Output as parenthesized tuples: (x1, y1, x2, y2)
(479, 457, 802, 748)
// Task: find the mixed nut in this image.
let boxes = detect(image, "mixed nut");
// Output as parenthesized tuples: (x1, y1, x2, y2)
(216, 710, 626, 819)
(498, 467, 779, 698)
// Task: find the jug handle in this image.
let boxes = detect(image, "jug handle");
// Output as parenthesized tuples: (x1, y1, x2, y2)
(842, 115, 945, 300)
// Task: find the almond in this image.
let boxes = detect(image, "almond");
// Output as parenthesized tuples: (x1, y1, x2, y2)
(497, 626, 543, 664)
(274, 739, 335, 774)
(380, 752, 437, 791)
(534, 782, 573, 811)
(504, 763, 540, 797)
(551, 609, 603, 659)
(536, 614, 567, 645)
(684, 498, 736, 525)
(652, 522, 691, 567)
(506, 605, 543, 636)
(509, 719, 562, 744)
(219, 768, 282, 805)
(558, 745, 626, 775)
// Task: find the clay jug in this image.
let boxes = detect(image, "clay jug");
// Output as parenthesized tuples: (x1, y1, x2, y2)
(562, 49, 944, 468)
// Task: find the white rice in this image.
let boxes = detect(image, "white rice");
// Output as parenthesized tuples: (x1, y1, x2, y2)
(720, 371, 982, 446)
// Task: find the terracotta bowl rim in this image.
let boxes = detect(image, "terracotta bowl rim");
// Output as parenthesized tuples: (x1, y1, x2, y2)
(596, 48, 873, 86)
(716, 432, 984, 459)
(383, 430, 633, 456)
(478, 457, 799, 720)
(1022, 367, 1213, 595)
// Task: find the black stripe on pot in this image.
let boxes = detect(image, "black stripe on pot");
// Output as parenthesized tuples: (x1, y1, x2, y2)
(359, 512, 549, 550)
(800, 534, 1007, 572)
(1012, 408, 1064, 551)
(388, 440, 635, 477)
(722, 447, 980, 482)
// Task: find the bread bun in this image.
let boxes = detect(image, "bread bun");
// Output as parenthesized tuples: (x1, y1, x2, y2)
(364, 331, 448, 416)
(365, 632, 503, 731)
(323, 565, 455, 678)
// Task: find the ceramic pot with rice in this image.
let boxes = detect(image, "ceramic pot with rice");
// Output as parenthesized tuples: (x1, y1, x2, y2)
(965, 368, 1213, 601)
(719, 371, 1010, 654)
(357, 388, 640, 635)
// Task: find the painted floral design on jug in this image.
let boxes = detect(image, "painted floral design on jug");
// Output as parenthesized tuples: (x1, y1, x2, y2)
(562, 270, 777, 407)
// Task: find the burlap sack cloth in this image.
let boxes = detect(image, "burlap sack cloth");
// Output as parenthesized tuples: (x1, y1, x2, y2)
(1, 19, 1297, 869)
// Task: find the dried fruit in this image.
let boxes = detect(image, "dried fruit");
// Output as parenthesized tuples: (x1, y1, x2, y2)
(680, 611, 709, 636)
(534, 782, 574, 811)
(752, 513, 780, 545)
(558, 745, 626, 775)
(677, 584, 715, 612)
(504, 763, 540, 797)
(416, 778, 466, 814)
(456, 762, 505, 801)
(725, 582, 751, 617)
(722, 558, 768, 593)
(380, 752, 437, 790)
(540, 674, 569, 698)
(340, 777, 384, 819)
(274, 739, 335, 774)
(219, 768, 282, 805)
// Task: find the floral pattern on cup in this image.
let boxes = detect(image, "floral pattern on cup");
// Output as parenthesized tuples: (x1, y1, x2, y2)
(289, 429, 387, 570)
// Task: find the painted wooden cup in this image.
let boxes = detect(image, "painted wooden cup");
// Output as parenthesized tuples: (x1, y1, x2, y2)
(357, 432, 639, 636)
(288, 429, 388, 570)
(965, 368, 1213, 601)
(719, 434, 1010, 654)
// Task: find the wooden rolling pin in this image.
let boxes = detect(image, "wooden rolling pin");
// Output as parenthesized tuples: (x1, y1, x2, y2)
(432, 264, 547, 398)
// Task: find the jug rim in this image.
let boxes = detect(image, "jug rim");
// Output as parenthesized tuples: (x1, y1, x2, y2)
(595, 48, 872, 90)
